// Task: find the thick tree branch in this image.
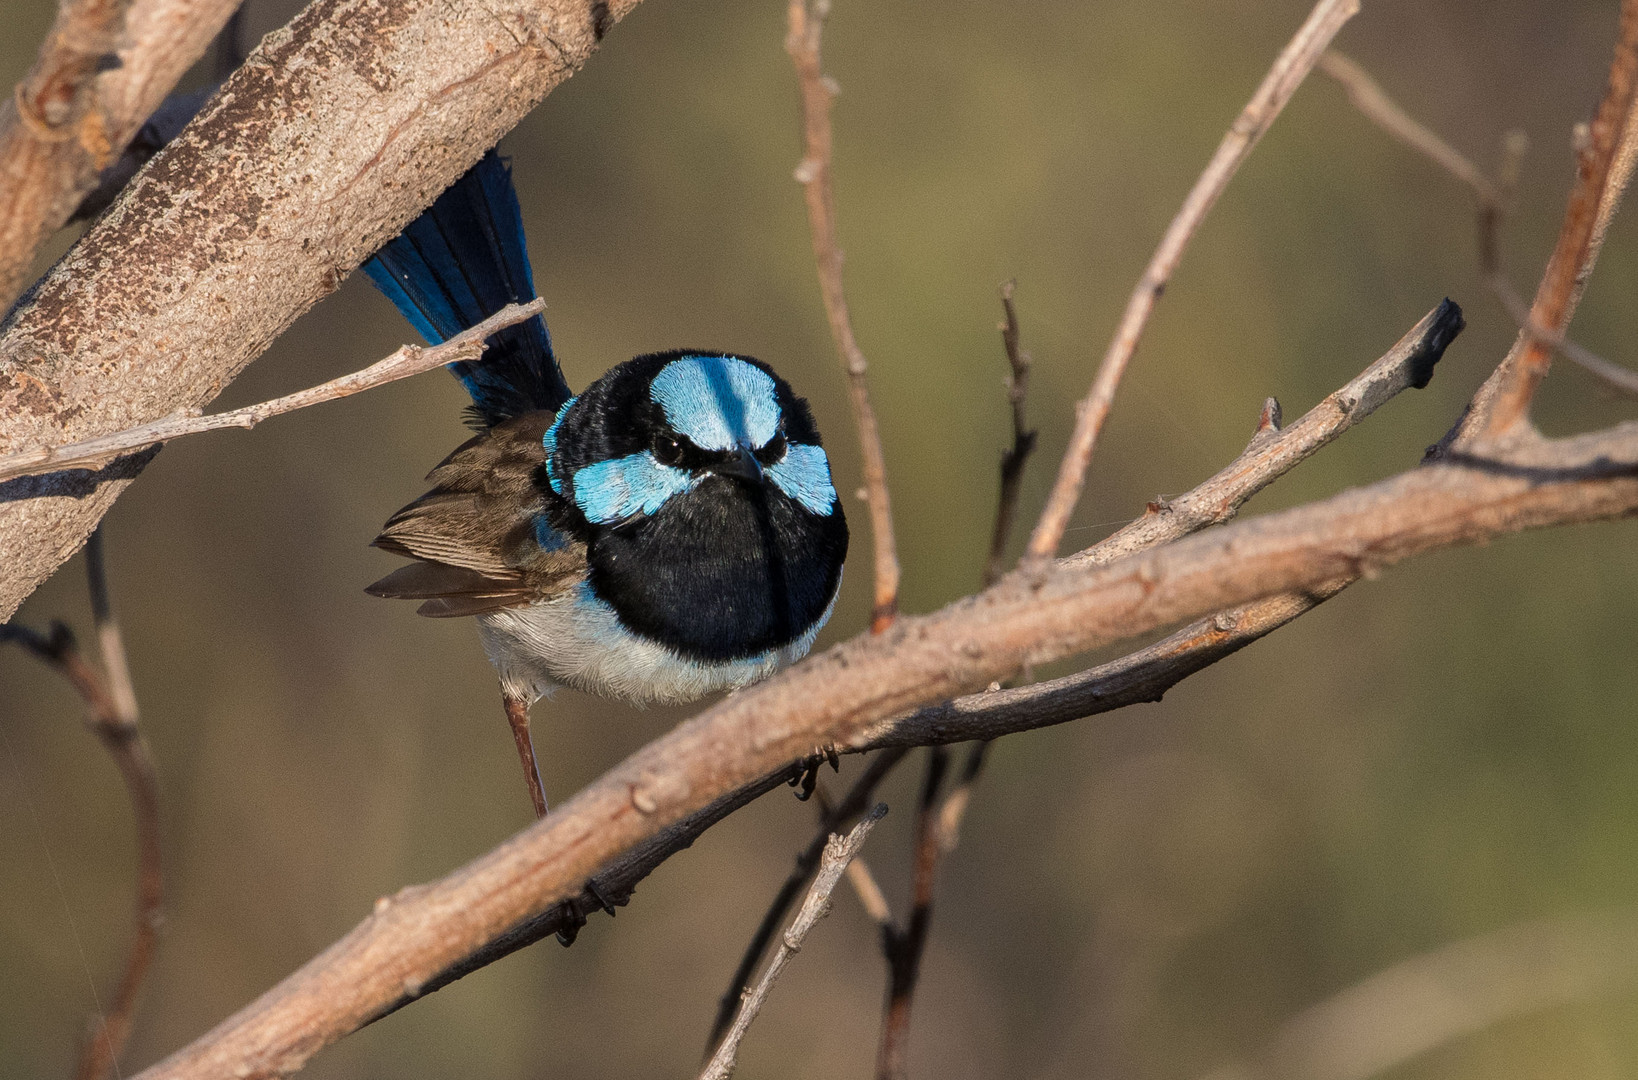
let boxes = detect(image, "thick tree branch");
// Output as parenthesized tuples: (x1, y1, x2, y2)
(128, 411, 1638, 1079)
(1023, 0, 1360, 566)
(786, 0, 900, 631)
(0, 300, 543, 482)
(0, 0, 243, 307)
(0, 0, 639, 622)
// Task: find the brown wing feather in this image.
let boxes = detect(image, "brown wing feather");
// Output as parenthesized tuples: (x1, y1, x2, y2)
(366, 413, 585, 618)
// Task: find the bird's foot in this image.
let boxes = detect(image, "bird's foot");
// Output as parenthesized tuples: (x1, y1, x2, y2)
(788, 746, 840, 801)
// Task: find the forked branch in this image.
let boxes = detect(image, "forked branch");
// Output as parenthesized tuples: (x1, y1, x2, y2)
(1480, 0, 1638, 433)
(1, 528, 160, 1080)
(1023, 0, 1361, 566)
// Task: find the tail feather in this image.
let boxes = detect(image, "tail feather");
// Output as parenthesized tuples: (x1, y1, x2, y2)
(364, 149, 572, 426)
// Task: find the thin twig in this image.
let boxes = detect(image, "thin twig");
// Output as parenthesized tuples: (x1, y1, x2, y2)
(75, 527, 162, 1080)
(985, 281, 1038, 587)
(700, 805, 888, 1080)
(875, 747, 948, 1080)
(934, 739, 989, 855)
(0, 530, 161, 1080)
(1319, 51, 1503, 208)
(1482, 0, 1638, 434)
(903, 284, 1040, 974)
(0, 300, 545, 484)
(1074, 299, 1464, 568)
(786, 0, 900, 632)
(812, 778, 894, 926)
(1320, 50, 1638, 401)
(939, 282, 1041, 876)
(1022, 0, 1361, 567)
(704, 747, 909, 1055)
(1199, 911, 1638, 1080)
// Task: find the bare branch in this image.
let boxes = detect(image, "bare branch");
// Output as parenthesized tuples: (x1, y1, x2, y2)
(984, 281, 1038, 587)
(75, 528, 162, 1080)
(1320, 51, 1638, 402)
(0, 300, 544, 483)
(786, 0, 901, 632)
(699, 806, 887, 1080)
(1319, 51, 1503, 208)
(1200, 911, 1638, 1080)
(0, 0, 642, 624)
(892, 584, 1348, 748)
(1481, 1, 1638, 434)
(704, 748, 908, 1056)
(1074, 300, 1463, 569)
(125, 409, 1638, 1080)
(1, 531, 161, 1080)
(875, 748, 947, 1080)
(1022, 0, 1361, 566)
(0, 0, 243, 307)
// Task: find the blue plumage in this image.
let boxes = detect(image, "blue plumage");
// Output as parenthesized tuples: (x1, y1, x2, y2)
(364, 151, 848, 830)
(364, 150, 571, 426)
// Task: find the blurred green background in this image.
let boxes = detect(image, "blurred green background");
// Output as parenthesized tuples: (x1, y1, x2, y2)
(3, 0, 1637, 1077)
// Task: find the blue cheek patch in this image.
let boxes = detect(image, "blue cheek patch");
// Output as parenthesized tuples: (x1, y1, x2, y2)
(650, 357, 780, 452)
(573, 452, 698, 524)
(767, 442, 838, 515)
(542, 395, 578, 496)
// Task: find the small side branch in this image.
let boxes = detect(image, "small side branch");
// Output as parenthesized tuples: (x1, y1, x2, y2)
(1320, 50, 1638, 402)
(1482, 0, 1638, 433)
(1076, 299, 1464, 568)
(0, 527, 160, 1080)
(0, 300, 545, 484)
(700, 805, 888, 1080)
(786, 0, 901, 632)
(1022, 0, 1361, 566)
(984, 281, 1038, 588)
(704, 747, 909, 1055)
(874, 748, 948, 1080)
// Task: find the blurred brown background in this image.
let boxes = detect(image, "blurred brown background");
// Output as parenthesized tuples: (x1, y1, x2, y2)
(4, 1, 1638, 1077)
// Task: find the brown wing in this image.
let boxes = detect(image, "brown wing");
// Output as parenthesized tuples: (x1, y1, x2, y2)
(365, 413, 585, 617)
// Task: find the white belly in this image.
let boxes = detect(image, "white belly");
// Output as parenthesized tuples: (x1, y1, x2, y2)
(476, 581, 833, 706)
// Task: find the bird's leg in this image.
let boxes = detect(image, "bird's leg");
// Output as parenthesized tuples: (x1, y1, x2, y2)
(502, 692, 549, 819)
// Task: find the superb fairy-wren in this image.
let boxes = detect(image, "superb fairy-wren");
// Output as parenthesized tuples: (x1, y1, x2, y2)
(362, 150, 849, 818)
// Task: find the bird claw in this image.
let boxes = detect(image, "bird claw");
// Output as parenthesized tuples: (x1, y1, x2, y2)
(789, 757, 821, 801)
(556, 898, 587, 946)
(586, 877, 617, 917)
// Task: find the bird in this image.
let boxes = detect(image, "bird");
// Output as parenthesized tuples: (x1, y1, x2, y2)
(361, 149, 849, 822)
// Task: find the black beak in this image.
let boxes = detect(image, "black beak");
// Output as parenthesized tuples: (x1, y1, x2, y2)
(714, 445, 764, 485)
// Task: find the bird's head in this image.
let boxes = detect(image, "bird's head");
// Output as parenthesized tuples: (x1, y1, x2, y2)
(542, 352, 849, 662)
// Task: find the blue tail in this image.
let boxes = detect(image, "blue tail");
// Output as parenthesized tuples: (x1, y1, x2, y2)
(364, 150, 572, 427)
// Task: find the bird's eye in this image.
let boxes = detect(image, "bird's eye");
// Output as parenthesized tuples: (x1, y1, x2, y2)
(653, 434, 685, 466)
(756, 433, 788, 465)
